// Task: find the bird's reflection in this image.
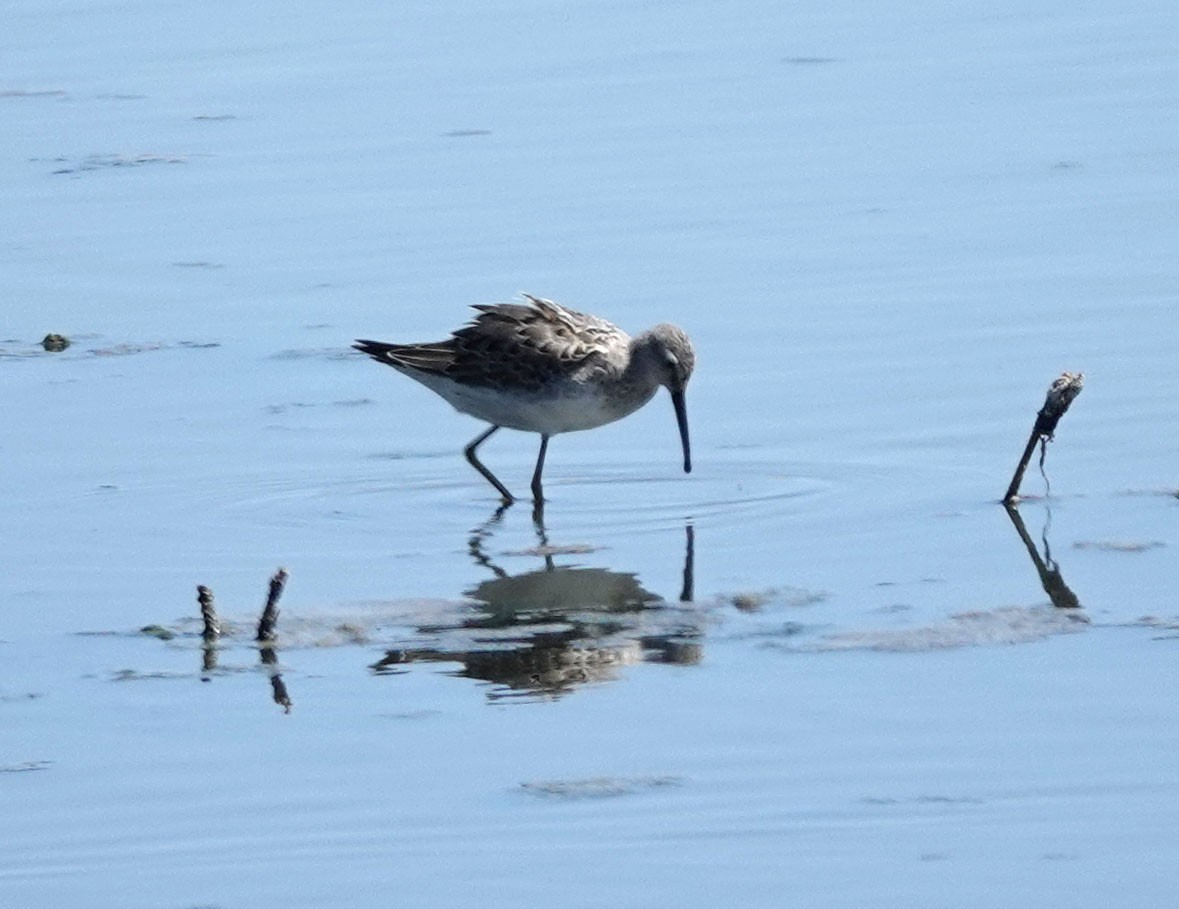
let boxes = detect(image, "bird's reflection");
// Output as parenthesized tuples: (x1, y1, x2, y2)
(371, 508, 700, 701)
(1004, 501, 1081, 609)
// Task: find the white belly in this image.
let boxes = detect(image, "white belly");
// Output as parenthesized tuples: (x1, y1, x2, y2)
(408, 372, 655, 435)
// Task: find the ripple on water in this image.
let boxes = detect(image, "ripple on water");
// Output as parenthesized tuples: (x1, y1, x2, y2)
(183, 452, 841, 534)
(519, 776, 685, 800)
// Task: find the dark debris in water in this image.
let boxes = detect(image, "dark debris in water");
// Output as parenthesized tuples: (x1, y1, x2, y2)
(519, 775, 684, 800)
(139, 624, 176, 641)
(729, 587, 827, 612)
(41, 333, 70, 351)
(730, 591, 771, 611)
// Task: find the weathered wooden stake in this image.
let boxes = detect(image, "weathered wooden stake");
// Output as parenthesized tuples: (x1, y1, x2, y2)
(197, 584, 220, 641)
(255, 568, 289, 642)
(1003, 372, 1084, 505)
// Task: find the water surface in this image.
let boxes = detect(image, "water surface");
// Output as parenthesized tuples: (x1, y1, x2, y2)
(4, 0, 1179, 905)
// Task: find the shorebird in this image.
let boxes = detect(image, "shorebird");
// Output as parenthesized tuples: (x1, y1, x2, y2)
(354, 294, 695, 504)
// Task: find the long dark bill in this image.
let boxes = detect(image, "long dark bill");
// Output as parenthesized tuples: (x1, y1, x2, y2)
(671, 388, 691, 474)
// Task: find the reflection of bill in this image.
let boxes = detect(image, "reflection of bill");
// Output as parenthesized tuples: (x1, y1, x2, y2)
(371, 522, 699, 702)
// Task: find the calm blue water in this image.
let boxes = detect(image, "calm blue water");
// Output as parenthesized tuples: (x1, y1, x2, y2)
(4, 1, 1179, 906)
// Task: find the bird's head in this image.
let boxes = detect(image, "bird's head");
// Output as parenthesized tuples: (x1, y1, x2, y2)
(644, 324, 695, 474)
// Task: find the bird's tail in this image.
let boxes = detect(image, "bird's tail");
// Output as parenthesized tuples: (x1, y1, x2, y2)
(353, 339, 397, 361)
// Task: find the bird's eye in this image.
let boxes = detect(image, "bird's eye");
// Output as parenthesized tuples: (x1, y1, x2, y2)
(665, 351, 679, 367)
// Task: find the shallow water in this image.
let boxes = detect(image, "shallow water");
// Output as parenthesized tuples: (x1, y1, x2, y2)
(4, 0, 1179, 905)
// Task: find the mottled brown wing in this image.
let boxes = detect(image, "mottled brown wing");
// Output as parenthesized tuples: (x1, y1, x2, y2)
(356, 298, 617, 391)
(447, 300, 612, 391)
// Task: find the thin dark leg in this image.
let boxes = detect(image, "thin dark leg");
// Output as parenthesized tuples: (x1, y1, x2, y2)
(464, 425, 514, 504)
(530, 434, 550, 503)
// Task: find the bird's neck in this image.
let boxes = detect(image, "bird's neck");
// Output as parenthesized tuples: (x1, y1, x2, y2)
(597, 336, 660, 416)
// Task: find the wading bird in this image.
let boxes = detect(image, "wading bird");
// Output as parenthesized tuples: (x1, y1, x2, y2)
(354, 294, 695, 504)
